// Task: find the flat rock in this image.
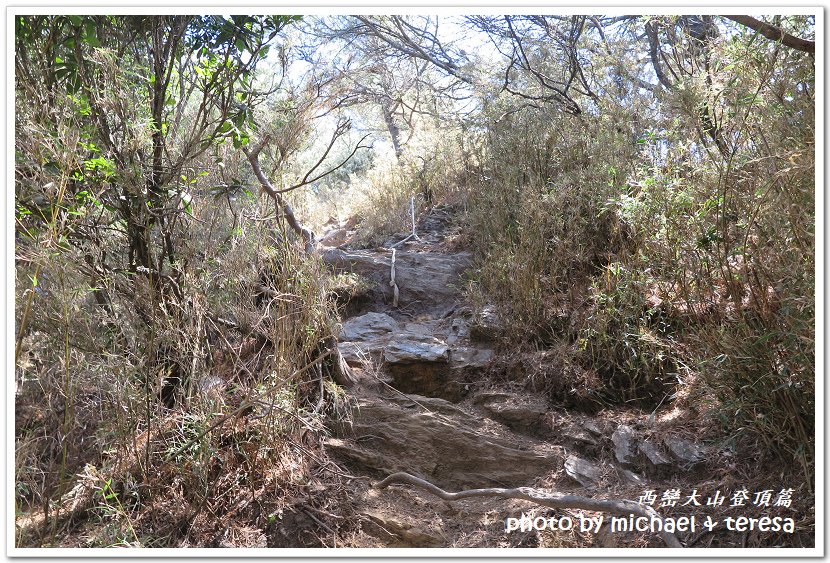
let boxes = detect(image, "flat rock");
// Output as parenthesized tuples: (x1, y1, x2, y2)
(327, 396, 561, 489)
(449, 346, 494, 370)
(340, 312, 398, 342)
(384, 339, 449, 364)
(564, 455, 604, 488)
(611, 424, 636, 465)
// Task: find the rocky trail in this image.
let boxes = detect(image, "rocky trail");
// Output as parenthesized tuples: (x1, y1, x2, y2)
(314, 207, 714, 548)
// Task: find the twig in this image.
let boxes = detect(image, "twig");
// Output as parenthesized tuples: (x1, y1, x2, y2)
(375, 472, 683, 548)
(301, 507, 336, 537)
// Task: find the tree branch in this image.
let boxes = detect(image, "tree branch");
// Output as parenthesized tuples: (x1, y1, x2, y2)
(243, 144, 315, 252)
(278, 133, 372, 194)
(723, 15, 815, 54)
(645, 20, 673, 89)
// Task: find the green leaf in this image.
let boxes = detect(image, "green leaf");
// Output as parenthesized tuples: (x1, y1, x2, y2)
(82, 32, 100, 48)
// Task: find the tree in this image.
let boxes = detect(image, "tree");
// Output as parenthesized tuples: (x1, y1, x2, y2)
(16, 15, 298, 309)
(299, 16, 456, 161)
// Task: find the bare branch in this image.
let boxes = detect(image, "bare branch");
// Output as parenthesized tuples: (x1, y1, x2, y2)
(278, 133, 372, 194)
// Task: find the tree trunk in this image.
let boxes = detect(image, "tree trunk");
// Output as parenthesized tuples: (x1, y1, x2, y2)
(381, 100, 403, 160)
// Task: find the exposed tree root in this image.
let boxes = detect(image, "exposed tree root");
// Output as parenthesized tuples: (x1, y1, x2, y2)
(375, 471, 683, 548)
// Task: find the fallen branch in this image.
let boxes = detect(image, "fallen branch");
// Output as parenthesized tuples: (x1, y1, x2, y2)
(375, 471, 683, 548)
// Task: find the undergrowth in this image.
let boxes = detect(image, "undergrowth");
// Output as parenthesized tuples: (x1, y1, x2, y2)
(454, 34, 815, 487)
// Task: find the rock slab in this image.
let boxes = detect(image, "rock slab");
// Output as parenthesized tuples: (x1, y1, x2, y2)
(326, 395, 561, 490)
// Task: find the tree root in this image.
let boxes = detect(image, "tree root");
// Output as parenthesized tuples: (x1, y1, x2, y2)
(375, 472, 683, 548)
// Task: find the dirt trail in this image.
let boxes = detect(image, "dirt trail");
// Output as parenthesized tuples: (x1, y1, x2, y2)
(319, 207, 711, 548)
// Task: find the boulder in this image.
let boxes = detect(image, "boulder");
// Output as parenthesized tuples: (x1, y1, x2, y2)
(664, 436, 706, 468)
(639, 439, 672, 468)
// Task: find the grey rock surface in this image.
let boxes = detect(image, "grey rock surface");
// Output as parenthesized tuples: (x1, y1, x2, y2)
(564, 455, 604, 488)
(639, 439, 672, 468)
(327, 395, 562, 490)
(611, 424, 636, 465)
(323, 248, 472, 314)
(664, 436, 706, 468)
